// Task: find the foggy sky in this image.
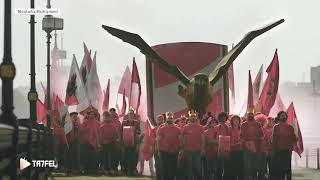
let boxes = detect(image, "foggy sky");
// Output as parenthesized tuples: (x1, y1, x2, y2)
(0, 0, 319, 106)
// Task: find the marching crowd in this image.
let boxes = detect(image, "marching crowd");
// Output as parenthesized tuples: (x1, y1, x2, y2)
(51, 106, 297, 180)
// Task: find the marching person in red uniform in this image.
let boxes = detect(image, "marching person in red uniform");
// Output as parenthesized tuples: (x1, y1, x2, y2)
(182, 110, 204, 180)
(109, 108, 122, 174)
(202, 117, 219, 180)
(214, 112, 232, 180)
(271, 111, 297, 180)
(156, 112, 182, 180)
(52, 110, 67, 172)
(154, 114, 165, 180)
(266, 117, 275, 179)
(78, 106, 101, 174)
(121, 109, 141, 176)
(255, 114, 270, 180)
(229, 115, 244, 180)
(99, 111, 120, 175)
(175, 116, 188, 180)
(66, 111, 80, 174)
(240, 111, 264, 180)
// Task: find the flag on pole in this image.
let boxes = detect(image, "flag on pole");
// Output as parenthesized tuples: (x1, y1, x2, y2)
(253, 65, 263, 104)
(258, 49, 280, 115)
(65, 55, 88, 108)
(37, 99, 47, 125)
(120, 90, 127, 116)
(86, 51, 104, 112)
(269, 93, 286, 117)
(58, 106, 73, 135)
(53, 94, 64, 110)
(118, 66, 131, 97)
(83, 42, 93, 73)
(102, 79, 110, 111)
(40, 81, 47, 106)
(247, 70, 254, 113)
(80, 43, 93, 85)
(287, 102, 304, 157)
(129, 58, 142, 112)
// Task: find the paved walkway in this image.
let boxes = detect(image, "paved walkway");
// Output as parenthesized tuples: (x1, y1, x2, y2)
(292, 167, 320, 180)
(51, 168, 319, 180)
(51, 176, 152, 180)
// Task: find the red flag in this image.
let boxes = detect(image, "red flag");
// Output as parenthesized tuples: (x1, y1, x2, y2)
(269, 93, 286, 117)
(53, 95, 64, 110)
(129, 58, 142, 112)
(247, 70, 254, 113)
(253, 65, 263, 104)
(228, 64, 235, 112)
(83, 42, 93, 72)
(40, 81, 47, 106)
(142, 119, 155, 160)
(80, 43, 93, 85)
(37, 99, 47, 125)
(258, 49, 279, 115)
(120, 90, 127, 116)
(118, 66, 131, 97)
(103, 79, 110, 111)
(287, 102, 304, 157)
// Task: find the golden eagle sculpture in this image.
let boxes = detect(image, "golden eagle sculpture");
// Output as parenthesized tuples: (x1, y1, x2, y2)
(102, 19, 284, 115)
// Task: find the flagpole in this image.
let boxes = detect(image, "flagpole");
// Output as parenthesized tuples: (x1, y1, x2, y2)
(129, 57, 135, 112)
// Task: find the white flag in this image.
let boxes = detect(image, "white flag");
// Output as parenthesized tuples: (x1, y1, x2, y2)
(86, 51, 104, 113)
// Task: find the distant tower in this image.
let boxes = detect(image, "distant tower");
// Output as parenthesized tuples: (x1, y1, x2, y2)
(50, 31, 70, 99)
(51, 31, 67, 66)
(311, 65, 320, 89)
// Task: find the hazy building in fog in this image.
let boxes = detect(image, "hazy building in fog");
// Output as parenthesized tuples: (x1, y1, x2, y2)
(51, 32, 70, 99)
(311, 65, 320, 92)
(279, 65, 320, 137)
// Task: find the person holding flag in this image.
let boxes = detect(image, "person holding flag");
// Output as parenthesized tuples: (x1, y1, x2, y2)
(52, 110, 68, 172)
(202, 117, 219, 180)
(271, 111, 297, 180)
(109, 108, 122, 174)
(78, 106, 101, 175)
(213, 112, 232, 180)
(66, 111, 80, 174)
(99, 111, 120, 175)
(229, 115, 244, 180)
(240, 111, 264, 180)
(121, 109, 141, 176)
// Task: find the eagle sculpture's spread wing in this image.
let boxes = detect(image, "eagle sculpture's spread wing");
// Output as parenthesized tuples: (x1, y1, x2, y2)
(209, 19, 285, 86)
(102, 25, 191, 86)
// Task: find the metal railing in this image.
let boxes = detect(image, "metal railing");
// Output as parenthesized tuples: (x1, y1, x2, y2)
(0, 120, 53, 179)
(294, 147, 320, 169)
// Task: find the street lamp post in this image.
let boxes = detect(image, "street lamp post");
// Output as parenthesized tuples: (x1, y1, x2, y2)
(27, 0, 38, 179)
(29, 0, 38, 130)
(42, 3, 63, 167)
(42, 15, 63, 129)
(0, 0, 18, 179)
